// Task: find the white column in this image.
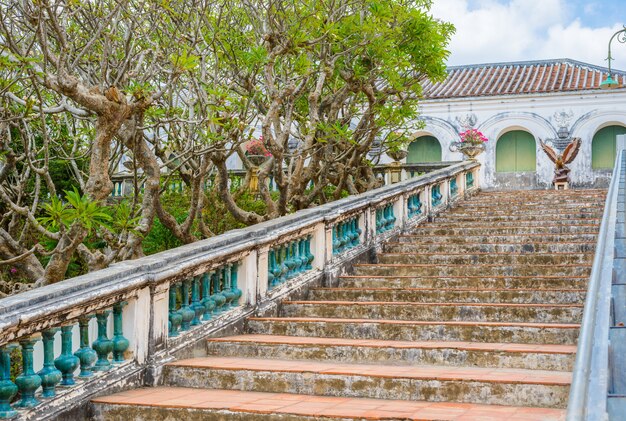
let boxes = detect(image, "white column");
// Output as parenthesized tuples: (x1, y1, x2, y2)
(243, 250, 259, 305)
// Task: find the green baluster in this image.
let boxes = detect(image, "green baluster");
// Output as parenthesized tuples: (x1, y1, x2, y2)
(283, 243, 292, 279)
(0, 344, 18, 418)
(272, 249, 283, 285)
(285, 243, 293, 278)
(74, 315, 97, 377)
(293, 240, 301, 274)
(354, 218, 362, 246)
(179, 280, 194, 331)
(291, 241, 300, 275)
(279, 245, 289, 283)
(305, 235, 314, 270)
(14, 336, 41, 408)
(201, 273, 215, 321)
(55, 325, 79, 385)
(375, 209, 382, 233)
(332, 226, 340, 254)
(297, 240, 306, 271)
(222, 265, 235, 308)
(231, 263, 242, 308)
(389, 204, 396, 228)
(382, 206, 389, 231)
(345, 221, 351, 247)
(92, 310, 113, 372)
(112, 303, 129, 363)
(292, 241, 300, 274)
(191, 277, 203, 326)
(339, 224, 347, 251)
(347, 219, 354, 247)
(38, 328, 62, 398)
(168, 284, 182, 337)
(212, 271, 226, 313)
(268, 250, 276, 288)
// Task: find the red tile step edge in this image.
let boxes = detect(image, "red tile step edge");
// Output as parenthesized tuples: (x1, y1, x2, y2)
(92, 387, 566, 421)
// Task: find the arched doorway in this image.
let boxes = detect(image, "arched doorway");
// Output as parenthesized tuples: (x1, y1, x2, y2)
(592, 125, 626, 169)
(407, 136, 442, 163)
(496, 130, 536, 172)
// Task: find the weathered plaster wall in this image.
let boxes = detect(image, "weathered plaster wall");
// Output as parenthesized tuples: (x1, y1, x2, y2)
(407, 89, 626, 189)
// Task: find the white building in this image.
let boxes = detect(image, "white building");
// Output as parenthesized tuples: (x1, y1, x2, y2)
(406, 59, 626, 189)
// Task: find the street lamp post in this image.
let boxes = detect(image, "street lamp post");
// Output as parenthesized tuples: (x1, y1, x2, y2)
(600, 25, 626, 89)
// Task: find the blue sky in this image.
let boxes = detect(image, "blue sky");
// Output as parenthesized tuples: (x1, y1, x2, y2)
(431, 0, 626, 70)
(567, 0, 623, 28)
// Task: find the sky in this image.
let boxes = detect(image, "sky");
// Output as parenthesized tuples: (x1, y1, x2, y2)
(430, 0, 626, 70)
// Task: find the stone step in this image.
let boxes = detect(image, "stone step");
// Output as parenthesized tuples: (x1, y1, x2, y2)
(446, 208, 602, 217)
(397, 233, 599, 244)
(281, 301, 583, 324)
(247, 317, 580, 345)
(338, 275, 588, 289)
(353, 263, 591, 277)
(428, 219, 599, 228)
(91, 387, 568, 420)
(385, 241, 596, 254)
(409, 225, 599, 236)
(456, 201, 604, 209)
(205, 335, 576, 371)
(472, 190, 605, 199)
(463, 191, 605, 200)
(377, 252, 593, 266)
(162, 357, 572, 408)
(309, 287, 586, 304)
(440, 212, 602, 221)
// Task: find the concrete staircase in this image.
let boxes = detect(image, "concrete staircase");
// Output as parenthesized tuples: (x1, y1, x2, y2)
(92, 189, 606, 421)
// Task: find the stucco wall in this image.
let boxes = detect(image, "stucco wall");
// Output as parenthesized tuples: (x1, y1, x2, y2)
(405, 89, 626, 189)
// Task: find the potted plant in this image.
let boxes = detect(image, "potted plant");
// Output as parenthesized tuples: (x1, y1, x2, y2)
(245, 137, 272, 166)
(450, 129, 487, 160)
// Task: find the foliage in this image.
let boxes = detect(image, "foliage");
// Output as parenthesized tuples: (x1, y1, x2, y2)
(460, 129, 489, 144)
(0, 0, 452, 288)
(38, 189, 112, 234)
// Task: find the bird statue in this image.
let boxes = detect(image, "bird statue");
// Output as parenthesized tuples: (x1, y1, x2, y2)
(539, 137, 581, 186)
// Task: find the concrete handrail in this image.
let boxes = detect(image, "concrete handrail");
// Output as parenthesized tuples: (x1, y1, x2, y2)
(566, 150, 624, 420)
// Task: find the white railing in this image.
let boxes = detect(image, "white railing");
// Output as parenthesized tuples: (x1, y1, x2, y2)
(566, 150, 624, 420)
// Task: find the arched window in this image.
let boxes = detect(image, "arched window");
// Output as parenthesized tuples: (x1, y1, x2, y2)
(496, 130, 536, 172)
(592, 125, 626, 169)
(407, 136, 442, 163)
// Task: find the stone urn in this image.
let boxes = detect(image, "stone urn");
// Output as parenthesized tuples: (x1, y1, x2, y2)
(387, 149, 408, 162)
(247, 154, 269, 166)
(450, 142, 485, 160)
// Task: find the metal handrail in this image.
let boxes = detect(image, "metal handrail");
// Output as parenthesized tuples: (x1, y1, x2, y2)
(566, 150, 624, 420)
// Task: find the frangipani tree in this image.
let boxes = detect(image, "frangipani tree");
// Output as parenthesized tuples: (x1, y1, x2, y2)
(201, 0, 453, 223)
(0, 0, 453, 288)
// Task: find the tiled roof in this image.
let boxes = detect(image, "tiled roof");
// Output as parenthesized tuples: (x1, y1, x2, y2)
(422, 59, 626, 99)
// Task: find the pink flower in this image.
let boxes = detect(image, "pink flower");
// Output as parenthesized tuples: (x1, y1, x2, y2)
(460, 129, 488, 144)
(9, 267, 17, 275)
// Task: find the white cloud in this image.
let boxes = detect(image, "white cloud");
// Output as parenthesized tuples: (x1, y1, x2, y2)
(430, 0, 626, 71)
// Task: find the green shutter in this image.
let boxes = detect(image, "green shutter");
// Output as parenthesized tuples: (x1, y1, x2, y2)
(592, 125, 626, 169)
(407, 136, 442, 163)
(496, 131, 536, 172)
